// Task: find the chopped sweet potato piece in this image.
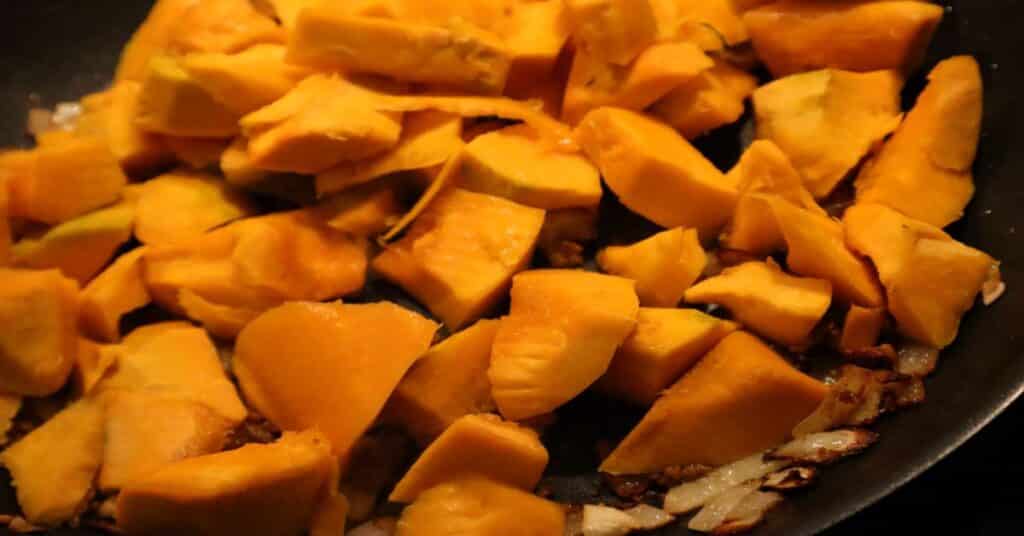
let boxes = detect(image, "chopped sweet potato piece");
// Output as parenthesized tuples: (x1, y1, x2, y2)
(844, 204, 995, 348)
(489, 270, 639, 420)
(685, 261, 832, 347)
(770, 199, 884, 307)
(396, 477, 565, 536)
(855, 56, 982, 227)
(744, 1, 943, 77)
(98, 390, 233, 491)
(840, 306, 887, 353)
(134, 170, 255, 246)
(0, 269, 79, 396)
(0, 392, 21, 438)
(600, 332, 827, 474)
(650, 59, 758, 140)
(598, 228, 707, 307)
(0, 399, 104, 526)
(167, 0, 285, 55)
(575, 107, 736, 235)
(599, 308, 739, 406)
(234, 302, 438, 457)
(12, 202, 135, 286)
(115, 0, 200, 82)
(373, 188, 545, 329)
(316, 111, 463, 196)
(181, 45, 313, 116)
(564, 0, 659, 66)
(390, 414, 548, 503)
(289, 9, 511, 94)
(117, 430, 335, 536)
(79, 248, 151, 342)
(459, 125, 602, 209)
(753, 69, 904, 198)
(136, 55, 241, 138)
(387, 319, 501, 444)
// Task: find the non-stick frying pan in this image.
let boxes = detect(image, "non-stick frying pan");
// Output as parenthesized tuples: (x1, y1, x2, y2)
(2, 1, 1023, 534)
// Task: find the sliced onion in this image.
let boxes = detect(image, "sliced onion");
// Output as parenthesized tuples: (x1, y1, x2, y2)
(767, 430, 879, 465)
(663, 454, 789, 514)
(982, 264, 1006, 306)
(581, 505, 637, 536)
(347, 518, 397, 536)
(889, 377, 926, 408)
(762, 467, 817, 492)
(687, 482, 760, 533)
(712, 490, 784, 535)
(793, 365, 875, 436)
(623, 504, 674, 530)
(895, 344, 940, 378)
(564, 506, 584, 536)
(51, 102, 82, 131)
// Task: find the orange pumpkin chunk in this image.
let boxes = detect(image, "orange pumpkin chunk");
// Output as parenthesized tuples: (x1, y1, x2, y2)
(134, 170, 255, 246)
(651, 59, 758, 140)
(840, 305, 887, 353)
(79, 248, 151, 342)
(597, 227, 707, 307)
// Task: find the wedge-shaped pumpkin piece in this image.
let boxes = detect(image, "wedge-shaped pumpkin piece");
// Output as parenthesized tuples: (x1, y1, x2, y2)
(856, 56, 982, 228)
(396, 476, 565, 536)
(79, 248, 151, 342)
(181, 45, 312, 116)
(564, 0, 659, 66)
(82, 81, 174, 175)
(460, 125, 602, 210)
(136, 55, 241, 138)
(235, 302, 438, 457)
(115, 0, 201, 82)
(387, 319, 500, 444)
(373, 188, 545, 329)
(840, 305, 887, 353)
(575, 107, 736, 235)
(770, 199, 884, 308)
(0, 392, 19, 437)
(13, 202, 135, 286)
(289, 9, 511, 94)
(134, 170, 255, 246)
(489, 270, 639, 420)
(685, 261, 832, 347)
(500, 0, 572, 85)
(390, 414, 548, 503)
(317, 111, 463, 196)
(601, 332, 826, 474)
(0, 399, 104, 526)
(744, 1, 943, 77)
(99, 390, 233, 491)
(4, 137, 128, 225)
(656, 0, 749, 46)
(72, 337, 117, 396)
(0, 269, 79, 396)
(651, 59, 758, 140)
(753, 69, 904, 198)
(844, 203, 994, 348)
(598, 228, 707, 307)
(118, 430, 335, 536)
(562, 42, 714, 125)
(167, 0, 285, 55)
(600, 308, 738, 406)
(311, 179, 404, 238)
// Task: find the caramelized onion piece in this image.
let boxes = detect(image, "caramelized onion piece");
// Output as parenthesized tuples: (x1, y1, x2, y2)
(767, 430, 879, 465)
(664, 454, 789, 515)
(762, 467, 818, 491)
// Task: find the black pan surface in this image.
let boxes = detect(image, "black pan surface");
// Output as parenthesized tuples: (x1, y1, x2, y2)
(2, 1, 1023, 535)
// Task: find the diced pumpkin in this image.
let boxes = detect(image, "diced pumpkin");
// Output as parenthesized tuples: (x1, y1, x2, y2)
(134, 170, 255, 246)
(373, 188, 545, 329)
(239, 75, 404, 174)
(0, 399, 104, 526)
(288, 9, 511, 94)
(234, 302, 438, 457)
(500, 0, 572, 86)
(12, 202, 135, 286)
(562, 42, 713, 125)
(98, 390, 233, 491)
(392, 0, 516, 31)
(177, 289, 262, 340)
(396, 477, 566, 536)
(0, 392, 21, 437)
(650, 59, 758, 140)
(840, 305, 887, 353)
(744, 1, 943, 77)
(844, 203, 994, 348)
(311, 179, 405, 237)
(136, 55, 241, 138)
(85, 81, 175, 175)
(163, 136, 231, 169)
(79, 248, 151, 342)
(685, 261, 832, 347)
(167, 0, 285, 55)
(575, 107, 736, 235)
(317, 111, 463, 196)
(117, 430, 335, 536)
(855, 56, 982, 228)
(5, 137, 128, 225)
(599, 308, 739, 406)
(387, 319, 501, 444)
(489, 270, 639, 420)
(753, 68, 904, 198)
(181, 45, 313, 116)
(459, 125, 602, 210)
(564, 0, 659, 66)
(71, 337, 117, 396)
(0, 269, 79, 396)
(770, 199, 884, 307)
(597, 228, 707, 307)
(220, 137, 270, 188)
(601, 332, 827, 473)
(390, 414, 548, 503)
(99, 324, 247, 423)
(656, 0, 749, 46)
(115, 0, 200, 82)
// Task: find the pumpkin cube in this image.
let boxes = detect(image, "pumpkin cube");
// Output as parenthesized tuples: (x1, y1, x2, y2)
(116, 0, 200, 82)
(181, 44, 313, 116)
(373, 188, 545, 329)
(311, 179, 404, 238)
(651, 59, 758, 140)
(597, 227, 707, 307)
(79, 248, 151, 342)
(489, 270, 639, 420)
(136, 55, 241, 138)
(685, 261, 832, 347)
(563, 0, 658, 66)
(501, 0, 572, 85)
(167, 0, 285, 55)
(85, 82, 175, 175)
(659, 0, 749, 46)
(134, 170, 255, 246)
(840, 305, 887, 353)
(600, 332, 827, 474)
